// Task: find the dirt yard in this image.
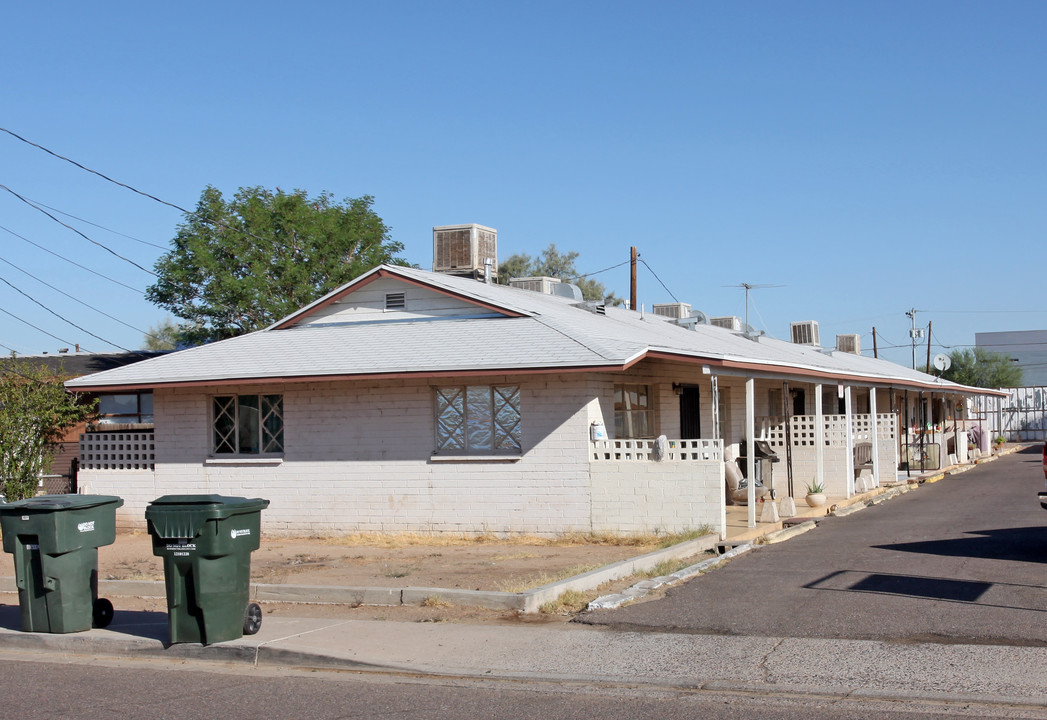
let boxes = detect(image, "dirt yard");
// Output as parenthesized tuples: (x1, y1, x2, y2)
(75, 531, 711, 624)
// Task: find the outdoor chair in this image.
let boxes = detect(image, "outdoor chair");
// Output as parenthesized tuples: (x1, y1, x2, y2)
(725, 460, 769, 505)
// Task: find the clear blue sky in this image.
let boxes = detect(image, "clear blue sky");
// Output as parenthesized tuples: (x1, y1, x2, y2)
(2, 1, 1044, 369)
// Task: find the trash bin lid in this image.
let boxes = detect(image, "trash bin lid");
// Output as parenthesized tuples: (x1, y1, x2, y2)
(145, 494, 269, 539)
(0, 494, 124, 513)
(147, 494, 269, 510)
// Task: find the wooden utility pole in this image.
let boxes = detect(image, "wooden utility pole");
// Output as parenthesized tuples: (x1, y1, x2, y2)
(630, 246, 638, 311)
(925, 321, 933, 371)
(872, 327, 879, 358)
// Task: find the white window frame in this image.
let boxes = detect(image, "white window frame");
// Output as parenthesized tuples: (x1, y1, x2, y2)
(614, 383, 653, 438)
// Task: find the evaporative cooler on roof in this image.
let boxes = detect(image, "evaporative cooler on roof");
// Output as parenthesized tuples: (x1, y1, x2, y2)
(432, 224, 498, 277)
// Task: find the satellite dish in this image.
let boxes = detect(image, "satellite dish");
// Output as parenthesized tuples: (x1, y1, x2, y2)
(932, 354, 952, 372)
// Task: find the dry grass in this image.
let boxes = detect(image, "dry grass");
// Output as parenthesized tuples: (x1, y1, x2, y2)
(496, 563, 604, 593)
(421, 595, 451, 608)
(307, 526, 711, 550)
(539, 589, 592, 614)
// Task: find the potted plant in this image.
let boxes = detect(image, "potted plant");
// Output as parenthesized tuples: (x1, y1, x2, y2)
(805, 479, 827, 508)
(994, 435, 1006, 450)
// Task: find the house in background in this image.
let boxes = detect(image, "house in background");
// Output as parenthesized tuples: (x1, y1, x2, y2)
(3, 351, 162, 494)
(65, 226, 1000, 537)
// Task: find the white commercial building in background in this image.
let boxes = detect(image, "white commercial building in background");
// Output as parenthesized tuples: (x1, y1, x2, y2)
(975, 329, 1047, 387)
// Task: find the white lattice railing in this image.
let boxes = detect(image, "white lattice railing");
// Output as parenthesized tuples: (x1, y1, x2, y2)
(591, 438, 723, 462)
(760, 414, 897, 449)
(80, 431, 155, 471)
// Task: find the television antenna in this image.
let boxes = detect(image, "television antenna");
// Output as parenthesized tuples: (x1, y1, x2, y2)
(722, 283, 784, 329)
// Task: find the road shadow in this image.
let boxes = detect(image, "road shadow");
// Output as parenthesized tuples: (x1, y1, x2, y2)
(0, 602, 168, 642)
(873, 527, 1047, 564)
(806, 570, 993, 602)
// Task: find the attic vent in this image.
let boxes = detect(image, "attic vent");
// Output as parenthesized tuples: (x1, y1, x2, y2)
(385, 292, 406, 310)
(790, 321, 820, 345)
(573, 301, 606, 316)
(836, 334, 861, 354)
(710, 316, 743, 331)
(652, 302, 692, 319)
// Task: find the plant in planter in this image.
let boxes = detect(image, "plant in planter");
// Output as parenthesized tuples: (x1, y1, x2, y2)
(805, 479, 827, 507)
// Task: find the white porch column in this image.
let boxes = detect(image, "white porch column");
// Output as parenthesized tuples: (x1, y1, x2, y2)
(870, 388, 880, 487)
(815, 383, 825, 494)
(844, 385, 855, 497)
(746, 376, 756, 528)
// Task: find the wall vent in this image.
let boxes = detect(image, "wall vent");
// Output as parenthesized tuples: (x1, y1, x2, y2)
(432, 224, 498, 277)
(652, 302, 692, 319)
(836, 334, 861, 354)
(790, 321, 820, 345)
(385, 292, 406, 310)
(710, 316, 743, 331)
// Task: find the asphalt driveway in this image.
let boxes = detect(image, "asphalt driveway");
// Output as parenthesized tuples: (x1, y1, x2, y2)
(581, 445, 1047, 646)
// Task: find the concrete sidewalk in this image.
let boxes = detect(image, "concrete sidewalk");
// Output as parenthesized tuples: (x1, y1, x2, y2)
(2, 604, 1045, 708)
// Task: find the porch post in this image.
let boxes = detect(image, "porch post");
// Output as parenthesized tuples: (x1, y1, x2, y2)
(870, 387, 880, 487)
(815, 383, 824, 495)
(746, 376, 756, 528)
(710, 375, 720, 441)
(844, 385, 855, 498)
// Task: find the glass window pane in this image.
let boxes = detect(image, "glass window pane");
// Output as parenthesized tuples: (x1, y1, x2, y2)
(261, 395, 284, 453)
(213, 396, 236, 454)
(436, 388, 465, 450)
(466, 386, 493, 451)
(237, 395, 260, 454)
(100, 394, 138, 415)
(493, 386, 521, 451)
(139, 393, 154, 416)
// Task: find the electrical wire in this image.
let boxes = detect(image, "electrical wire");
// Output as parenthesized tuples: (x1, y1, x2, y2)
(0, 126, 267, 243)
(0, 224, 144, 293)
(638, 258, 680, 303)
(20, 195, 168, 250)
(0, 276, 130, 351)
(0, 253, 154, 339)
(0, 183, 156, 276)
(0, 305, 88, 352)
(574, 259, 630, 280)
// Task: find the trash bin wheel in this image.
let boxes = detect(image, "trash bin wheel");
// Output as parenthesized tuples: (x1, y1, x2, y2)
(93, 598, 114, 629)
(243, 602, 262, 635)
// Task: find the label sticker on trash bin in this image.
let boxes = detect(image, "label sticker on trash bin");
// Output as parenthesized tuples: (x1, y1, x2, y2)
(25, 543, 39, 550)
(77, 521, 95, 533)
(230, 528, 251, 539)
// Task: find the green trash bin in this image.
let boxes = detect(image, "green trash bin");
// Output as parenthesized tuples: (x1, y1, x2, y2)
(144, 494, 270, 645)
(0, 494, 124, 633)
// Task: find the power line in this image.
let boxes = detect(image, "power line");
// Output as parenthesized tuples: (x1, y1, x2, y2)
(0, 183, 156, 276)
(0, 305, 88, 352)
(0, 253, 155, 339)
(575, 259, 630, 280)
(0, 276, 130, 351)
(638, 258, 680, 303)
(21, 195, 169, 250)
(0, 126, 266, 243)
(0, 224, 144, 293)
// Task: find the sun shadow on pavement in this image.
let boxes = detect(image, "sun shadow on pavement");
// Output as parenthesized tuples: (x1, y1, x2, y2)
(873, 527, 1047, 564)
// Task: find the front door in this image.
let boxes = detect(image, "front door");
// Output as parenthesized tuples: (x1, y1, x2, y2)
(680, 386, 702, 439)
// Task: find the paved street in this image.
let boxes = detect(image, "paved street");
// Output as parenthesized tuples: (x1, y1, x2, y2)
(582, 447, 1047, 646)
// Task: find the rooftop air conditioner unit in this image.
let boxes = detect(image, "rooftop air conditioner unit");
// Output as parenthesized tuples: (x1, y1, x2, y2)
(790, 321, 820, 346)
(710, 316, 744, 331)
(652, 302, 692, 319)
(432, 224, 498, 277)
(836, 334, 861, 354)
(509, 276, 561, 294)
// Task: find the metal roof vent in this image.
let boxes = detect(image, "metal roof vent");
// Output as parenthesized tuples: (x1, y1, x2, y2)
(671, 311, 709, 330)
(432, 224, 498, 278)
(836, 334, 861, 354)
(551, 283, 584, 301)
(790, 321, 820, 346)
(573, 301, 606, 316)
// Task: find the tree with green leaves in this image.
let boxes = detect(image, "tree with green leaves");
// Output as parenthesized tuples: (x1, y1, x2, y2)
(497, 244, 623, 305)
(0, 359, 95, 501)
(939, 347, 1024, 389)
(142, 317, 181, 351)
(146, 186, 408, 345)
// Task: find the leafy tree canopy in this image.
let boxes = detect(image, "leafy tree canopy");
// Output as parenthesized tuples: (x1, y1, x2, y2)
(939, 347, 1024, 389)
(0, 359, 95, 501)
(142, 317, 181, 351)
(497, 244, 623, 305)
(146, 186, 408, 344)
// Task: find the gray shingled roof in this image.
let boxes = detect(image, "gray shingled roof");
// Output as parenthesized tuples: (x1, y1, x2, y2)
(65, 265, 991, 395)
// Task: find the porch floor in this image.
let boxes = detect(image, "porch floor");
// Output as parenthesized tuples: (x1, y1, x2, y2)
(724, 463, 964, 544)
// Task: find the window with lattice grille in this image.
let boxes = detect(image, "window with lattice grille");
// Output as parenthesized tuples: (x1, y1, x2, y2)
(212, 394, 284, 455)
(435, 385, 521, 454)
